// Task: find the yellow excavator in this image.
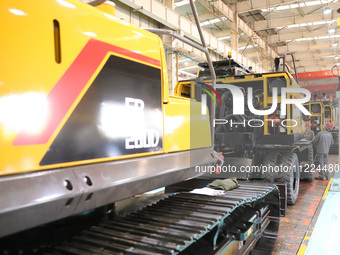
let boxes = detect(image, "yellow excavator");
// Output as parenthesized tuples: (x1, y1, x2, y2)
(303, 90, 336, 132)
(303, 90, 338, 154)
(0, 0, 281, 254)
(175, 53, 314, 203)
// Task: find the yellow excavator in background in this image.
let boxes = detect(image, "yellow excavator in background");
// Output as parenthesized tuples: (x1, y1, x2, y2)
(303, 90, 338, 154)
(175, 53, 315, 203)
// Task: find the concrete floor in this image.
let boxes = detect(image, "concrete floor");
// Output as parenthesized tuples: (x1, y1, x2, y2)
(271, 154, 338, 255)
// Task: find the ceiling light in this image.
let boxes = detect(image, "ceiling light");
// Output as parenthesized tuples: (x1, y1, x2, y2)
(282, 19, 336, 30)
(178, 58, 190, 63)
(276, 5, 290, 10)
(287, 24, 300, 28)
(175, 0, 194, 8)
(218, 35, 231, 40)
(305, 1, 321, 7)
(313, 21, 327, 25)
(329, 28, 336, 34)
(261, 8, 274, 12)
(238, 45, 254, 50)
(200, 21, 210, 26)
(319, 35, 330, 39)
(324, 6, 332, 14)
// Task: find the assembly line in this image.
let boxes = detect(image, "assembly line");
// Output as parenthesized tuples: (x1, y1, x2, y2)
(1, 0, 340, 254)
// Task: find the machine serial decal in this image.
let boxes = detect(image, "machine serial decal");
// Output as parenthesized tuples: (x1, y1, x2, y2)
(39, 54, 163, 165)
(13, 38, 161, 146)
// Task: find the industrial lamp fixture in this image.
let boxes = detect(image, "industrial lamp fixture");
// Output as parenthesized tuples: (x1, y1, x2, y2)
(329, 28, 336, 34)
(324, 6, 332, 14)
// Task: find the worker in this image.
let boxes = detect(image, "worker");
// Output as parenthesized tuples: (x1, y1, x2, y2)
(313, 125, 333, 180)
(310, 119, 320, 135)
(304, 125, 315, 141)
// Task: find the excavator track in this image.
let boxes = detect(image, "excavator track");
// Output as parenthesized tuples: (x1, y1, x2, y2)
(48, 183, 280, 255)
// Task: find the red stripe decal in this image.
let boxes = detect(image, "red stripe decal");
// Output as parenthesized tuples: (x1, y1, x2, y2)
(13, 38, 161, 146)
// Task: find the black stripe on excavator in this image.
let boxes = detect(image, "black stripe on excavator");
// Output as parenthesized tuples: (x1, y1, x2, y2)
(40, 54, 163, 166)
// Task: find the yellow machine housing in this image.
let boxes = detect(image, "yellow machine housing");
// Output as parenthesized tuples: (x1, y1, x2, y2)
(303, 101, 325, 131)
(324, 100, 337, 126)
(303, 101, 336, 132)
(0, 0, 216, 237)
(325, 105, 334, 122)
(0, 2, 284, 254)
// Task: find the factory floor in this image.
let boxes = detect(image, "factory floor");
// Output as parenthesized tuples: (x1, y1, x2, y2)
(115, 155, 339, 255)
(272, 154, 338, 255)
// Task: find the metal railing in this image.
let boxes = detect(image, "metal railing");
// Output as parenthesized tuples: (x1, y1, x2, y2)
(143, 0, 217, 145)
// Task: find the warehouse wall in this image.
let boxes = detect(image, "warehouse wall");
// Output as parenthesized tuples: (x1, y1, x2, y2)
(115, 0, 159, 28)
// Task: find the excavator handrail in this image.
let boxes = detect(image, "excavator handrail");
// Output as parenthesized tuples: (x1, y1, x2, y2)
(144, 0, 217, 145)
(282, 52, 299, 84)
